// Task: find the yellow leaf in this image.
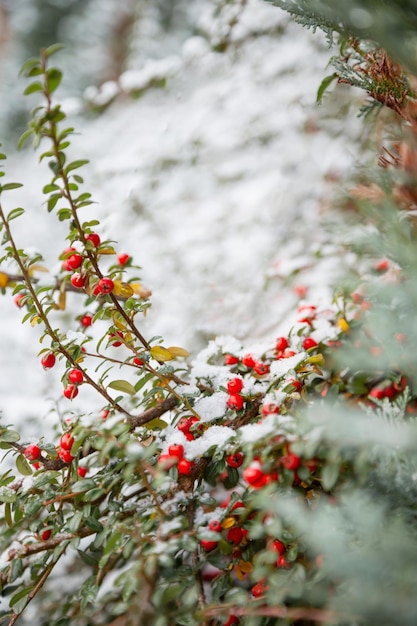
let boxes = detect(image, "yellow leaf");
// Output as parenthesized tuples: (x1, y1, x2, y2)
(31, 316, 40, 326)
(222, 517, 236, 529)
(0, 272, 8, 288)
(150, 346, 174, 362)
(97, 248, 116, 255)
(113, 280, 134, 299)
(337, 318, 350, 332)
(166, 346, 190, 358)
(238, 560, 253, 574)
(112, 314, 127, 332)
(28, 264, 48, 274)
(130, 282, 152, 299)
(58, 290, 66, 310)
(305, 354, 325, 366)
(235, 566, 245, 581)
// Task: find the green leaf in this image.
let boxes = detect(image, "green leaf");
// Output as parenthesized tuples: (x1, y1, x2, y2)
(47, 194, 61, 212)
(134, 371, 154, 392)
(16, 454, 32, 476)
(57, 208, 71, 221)
(23, 82, 43, 96)
(27, 66, 43, 77)
(82, 488, 106, 502)
(0, 487, 17, 503)
(44, 43, 65, 57)
(68, 510, 84, 532)
(18, 129, 34, 150)
(79, 578, 99, 610)
(321, 461, 340, 491)
(1, 429, 20, 443)
(19, 57, 41, 77)
(2, 183, 23, 192)
(10, 585, 34, 610)
(46, 68, 62, 94)
(65, 159, 89, 174)
(5, 501, 12, 527)
(108, 379, 136, 396)
(316, 72, 338, 103)
(42, 183, 60, 194)
(6, 207, 24, 221)
(71, 479, 97, 492)
(84, 517, 103, 532)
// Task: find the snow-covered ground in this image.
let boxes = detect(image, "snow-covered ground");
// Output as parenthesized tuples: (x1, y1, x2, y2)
(0, 0, 364, 439)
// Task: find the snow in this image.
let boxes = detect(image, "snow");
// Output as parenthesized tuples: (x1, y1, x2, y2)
(0, 1, 364, 443)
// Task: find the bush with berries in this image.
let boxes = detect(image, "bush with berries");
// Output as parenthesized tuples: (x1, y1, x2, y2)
(2, 4, 417, 625)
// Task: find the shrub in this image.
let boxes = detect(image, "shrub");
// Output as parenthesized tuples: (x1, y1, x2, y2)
(1, 4, 417, 626)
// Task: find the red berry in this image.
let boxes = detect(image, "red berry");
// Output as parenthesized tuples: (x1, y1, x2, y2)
(276, 337, 288, 352)
(71, 273, 86, 288)
(63, 384, 78, 400)
(200, 539, 218, 552)
(271, 539, 286, 555)
(229, 500, 244, 512)
(77, 466, 87, 478)
(100, 409, 109, 420)
(68, 368, 84, 384)
(227, 394, 244, 411)
(117, 252, 130, 265)
(224, 617, 239, 626)
(157, 454, 177, 469)
(177, 458, 195, 475)
(209, 519, 222, 533)
(281, 453, 301, 471)
(288, 378, 301, 391)
(41, 529, 51, 541)
(277, 554, 290, 568)
(24, 444, 41, 461)
(85, 233, 101, 247)
(243, 463, 264, 486)
(226, 526, 243, 545)
(133, 356, 144, 366)
(252, 580, 268, 598)
(375, 258, 389, 272)
(14, 293, 26, 307)
(369, 387, 385, 400)
(227, 377, 243, 394)
(41, 352, 56, 370)
(351, 291, 364, 304)
(109, 331, 124, 347)
(303, 337, 318, 350)
(224, 353, 239, 365)
(261, 403, 280, 415)
(226, 452, 244, 468)
(185, 432, 195, 441)
(59, 432, 75, 451)
(58, 447, 74, 463)
(177, 416, 199, 433)
(80, 314, 92, 327)
(168, 444, 184, 459)
(253, 361, 269, 376)
(242, 354, 256, 368)
(63, 254, 83, 271)
(95, 277, 114, 295)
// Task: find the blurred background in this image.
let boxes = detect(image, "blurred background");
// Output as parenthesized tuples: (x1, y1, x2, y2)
(0, 0, 364, 435)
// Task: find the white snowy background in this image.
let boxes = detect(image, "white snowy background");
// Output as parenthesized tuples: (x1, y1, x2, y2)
(0, 0, 365, 440)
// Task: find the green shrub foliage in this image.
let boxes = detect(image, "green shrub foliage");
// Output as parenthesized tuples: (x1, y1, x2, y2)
(1, 5, 417, 625)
